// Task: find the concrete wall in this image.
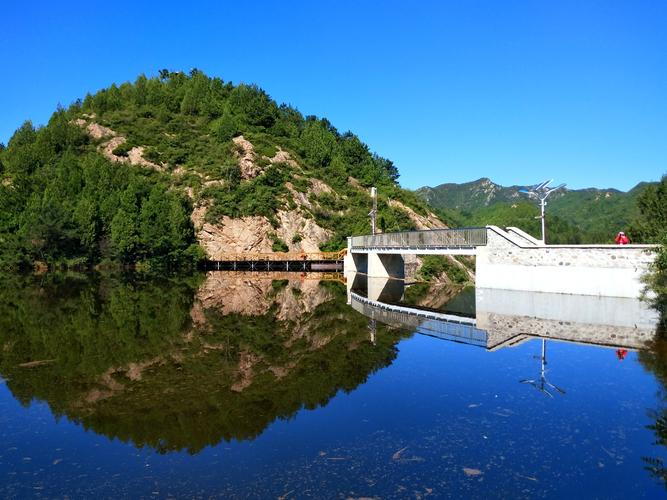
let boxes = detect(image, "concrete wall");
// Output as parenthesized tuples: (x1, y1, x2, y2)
(476, 287, 659, 350)
(347, 227, 657, 299)
(476, 226, 656, 298)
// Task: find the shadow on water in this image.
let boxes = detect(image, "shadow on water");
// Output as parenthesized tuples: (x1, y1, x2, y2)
(0, 272, 409, 454)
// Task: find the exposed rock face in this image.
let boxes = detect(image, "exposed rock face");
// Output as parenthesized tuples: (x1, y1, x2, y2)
(309, 178, 334, 196)
(388, 200, 447, 230)
(275, 209, 330, 253)
(192, 207, 275, 258)
(269, 148, 298, 168)
(232, 136, 262, 179)
(74, 119, 163, 171)
(191, 135, 336, 258)
(191, 205, 331, 259)
(79, 121, 115, 139)
(285, 182, 313, 210)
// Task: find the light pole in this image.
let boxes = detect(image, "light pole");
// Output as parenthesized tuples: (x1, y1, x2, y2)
(369, 187, 378, 235)
(519, 180, 566, 245)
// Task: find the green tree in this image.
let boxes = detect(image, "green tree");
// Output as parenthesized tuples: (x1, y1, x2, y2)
(630, 175, 667, 244)
(629, 175, 667, 334)
(300, 120, 336, 167)
(228, 84, 277, 128)
(211, 113, 239, 142)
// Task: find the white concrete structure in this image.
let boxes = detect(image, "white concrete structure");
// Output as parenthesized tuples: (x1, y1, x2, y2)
(346, 226, 657, 299)
(477, 226, 656, 298)
(347, 275, 659, 350)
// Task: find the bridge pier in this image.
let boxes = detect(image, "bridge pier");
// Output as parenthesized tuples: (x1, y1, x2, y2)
(368, 252, 405, 279)
(344, 251, 368, 274)
(345, 239, 405, 279)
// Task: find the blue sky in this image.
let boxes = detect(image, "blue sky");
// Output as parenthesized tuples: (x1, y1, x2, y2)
(1, 1, 665, 191)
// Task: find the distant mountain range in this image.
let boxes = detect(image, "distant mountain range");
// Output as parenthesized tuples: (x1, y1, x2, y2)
(416, 178, 654, 243)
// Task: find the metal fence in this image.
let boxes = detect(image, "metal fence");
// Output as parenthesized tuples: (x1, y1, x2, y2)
(349, 227, 487, 250)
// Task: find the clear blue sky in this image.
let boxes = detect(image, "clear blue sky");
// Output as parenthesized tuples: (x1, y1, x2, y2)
(1, 1, 665, 191)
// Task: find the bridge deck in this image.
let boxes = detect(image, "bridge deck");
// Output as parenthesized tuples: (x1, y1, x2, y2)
(350, 227, 487, 253)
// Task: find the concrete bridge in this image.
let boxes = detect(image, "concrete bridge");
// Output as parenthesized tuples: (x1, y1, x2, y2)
(345, 226, 657, 298)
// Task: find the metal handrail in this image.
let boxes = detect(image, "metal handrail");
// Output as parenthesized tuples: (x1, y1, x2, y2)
(349, 294, 487, 346)
(350, 227, 487, 249)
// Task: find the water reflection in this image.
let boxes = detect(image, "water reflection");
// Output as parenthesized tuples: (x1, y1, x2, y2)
(638, 340, 667, 484)
(2, 271, 667, 496)
(0, 272, 408, 454)
(348, 273, 667, 490)
(519, 339, 566, 398)
(348, 274, 660, 352)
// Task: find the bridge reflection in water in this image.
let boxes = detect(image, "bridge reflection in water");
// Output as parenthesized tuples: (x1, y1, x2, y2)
(347, 273, 660, 351)
(351, 294, 488, 347)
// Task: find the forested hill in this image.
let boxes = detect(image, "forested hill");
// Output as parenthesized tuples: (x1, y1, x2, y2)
(0, 70, 443, 270)
(417, 178, 653, 243)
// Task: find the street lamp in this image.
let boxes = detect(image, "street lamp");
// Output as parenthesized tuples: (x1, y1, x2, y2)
(519, 179, 566, 245)
(369, 187, 378, 235)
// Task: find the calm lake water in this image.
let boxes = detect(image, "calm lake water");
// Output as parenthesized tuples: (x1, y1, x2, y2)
(0, 271, 666, 499)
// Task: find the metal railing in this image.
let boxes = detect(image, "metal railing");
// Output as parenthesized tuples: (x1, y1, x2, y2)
(349, 227, 487, 250)
(350, 293, 488, 347)
(210, 249, 347, 261)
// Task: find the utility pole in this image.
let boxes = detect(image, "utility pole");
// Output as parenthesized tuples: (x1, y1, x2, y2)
(520, 180, 566, 245)
(369, 187, 378, 235)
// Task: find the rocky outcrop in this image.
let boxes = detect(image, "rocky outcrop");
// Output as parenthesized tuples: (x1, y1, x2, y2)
(275, 209, 330, 253)
(309, 178, 334, 196)
(232, 137, 299, 178)
(74, 119, 163, 171)
(388, 199, 447, 230)
(191, 204, 331, 259)
(192, 206, 275, 257)
(269, 148, 298, 168)
(232, 136, 262, 179)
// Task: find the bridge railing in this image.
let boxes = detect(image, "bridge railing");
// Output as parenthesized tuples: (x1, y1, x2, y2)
(350, 227, 487, 250)
(350, 293, 488, 347)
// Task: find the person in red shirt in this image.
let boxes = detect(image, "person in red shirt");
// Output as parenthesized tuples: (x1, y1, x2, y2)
(615, 231, 630, 245)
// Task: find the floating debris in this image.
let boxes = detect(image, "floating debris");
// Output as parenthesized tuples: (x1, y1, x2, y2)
(392, 446, 408, 460)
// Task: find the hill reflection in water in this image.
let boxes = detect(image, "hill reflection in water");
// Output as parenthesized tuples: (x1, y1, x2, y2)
(3, 272, 667, 497)
(0, 272, 408, 454)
